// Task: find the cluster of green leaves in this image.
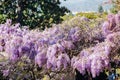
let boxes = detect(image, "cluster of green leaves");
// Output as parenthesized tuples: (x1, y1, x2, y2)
(110, 0, 120, 14)
(75, 12, 99, 19)
(75, 12, 108, 19)
(0, 0, 69, 29)
(114, 0, 120, 11)
(98, 5, 104, 13)
(0, 14, 7, 23)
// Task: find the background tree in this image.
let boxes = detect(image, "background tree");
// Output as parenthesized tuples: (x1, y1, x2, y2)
(98, 5, 104, 13)
(0, 0, 69, 29)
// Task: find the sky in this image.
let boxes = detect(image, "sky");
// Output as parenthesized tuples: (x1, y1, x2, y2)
(60, 0, 113, 13)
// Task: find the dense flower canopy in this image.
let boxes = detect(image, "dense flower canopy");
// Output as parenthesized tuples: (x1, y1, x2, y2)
(0, 12, 120, 79)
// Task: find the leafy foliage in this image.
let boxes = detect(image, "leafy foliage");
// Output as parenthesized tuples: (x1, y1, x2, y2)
(98, 5, 104, 13)
(113, 0, 120, 11)
(110, 0, 120, 13)
(0, 0, 69, 29)
(0, 14, 7, 23)
(76, 12, 99, 19)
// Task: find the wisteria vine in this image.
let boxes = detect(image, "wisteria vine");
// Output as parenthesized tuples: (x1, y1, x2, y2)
(0, 12, 120, 79)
